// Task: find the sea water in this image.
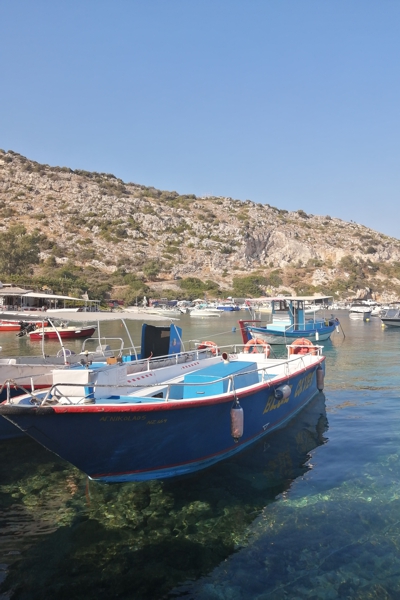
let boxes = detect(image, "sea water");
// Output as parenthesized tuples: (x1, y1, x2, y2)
(1, 311, 400, 599)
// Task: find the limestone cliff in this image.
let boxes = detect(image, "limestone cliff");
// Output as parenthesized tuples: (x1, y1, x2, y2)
(1, 149, 400, 299)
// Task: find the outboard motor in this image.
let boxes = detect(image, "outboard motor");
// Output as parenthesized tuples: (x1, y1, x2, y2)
(16, 321, 35, 337)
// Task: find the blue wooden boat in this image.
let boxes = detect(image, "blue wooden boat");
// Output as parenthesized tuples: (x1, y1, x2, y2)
(0, 339, 325, 482)
(239, 296, 340, 345)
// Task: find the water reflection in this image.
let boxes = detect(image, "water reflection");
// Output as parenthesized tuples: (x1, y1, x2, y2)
(170, 391, 400, 600)
(0, 394, 327, 599)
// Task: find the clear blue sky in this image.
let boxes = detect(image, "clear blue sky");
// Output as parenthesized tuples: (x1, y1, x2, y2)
(1, 1, 399, 238)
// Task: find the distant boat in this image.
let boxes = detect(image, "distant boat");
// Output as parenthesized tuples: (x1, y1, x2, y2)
(145, 307, 183, 317)
(256, 301, 273, 314)
(0, 320, 25, 332)
(380, 308, 400, 328)
(27, 324, 97, 340)
(304, 304, 322, 315)
(0, 319, 48, 332)
(348, 305, 372, 321)
(216, 303, 240, 312)
(189, 304, 221, 317)
(239, 296, 339, 344)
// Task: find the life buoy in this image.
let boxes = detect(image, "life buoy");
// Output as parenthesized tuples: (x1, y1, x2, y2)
(243, 338, 271, 357)
(198, 341, 219, 355)
(289, 338, 317, 356)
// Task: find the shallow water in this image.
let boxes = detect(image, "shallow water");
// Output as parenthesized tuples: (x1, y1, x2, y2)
(1, 311, 400, 599)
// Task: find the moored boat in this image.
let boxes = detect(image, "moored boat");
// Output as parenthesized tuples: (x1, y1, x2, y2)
(145, 306, 184, 317)
(240, 296, 339, 345)
(0, 338, 326, 482)
(216, 303, 240, 311)
(189, 304, 221, 317)
(0, 319, 48, 332)
(27, 323, 97, 340)
(380, 307, 400, 328)
(348, 304, 372, 321)
(0, 320, 27, 332)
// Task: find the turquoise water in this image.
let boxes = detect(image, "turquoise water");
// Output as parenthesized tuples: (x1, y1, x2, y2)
(1, 312, 400, 599)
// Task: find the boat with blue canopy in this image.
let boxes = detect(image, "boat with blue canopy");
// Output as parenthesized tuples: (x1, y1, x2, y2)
(0, 337, 326, 482)
(239, 295, 340, 345)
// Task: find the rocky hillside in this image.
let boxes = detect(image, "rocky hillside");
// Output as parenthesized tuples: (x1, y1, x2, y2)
(1, 149, 400, 300)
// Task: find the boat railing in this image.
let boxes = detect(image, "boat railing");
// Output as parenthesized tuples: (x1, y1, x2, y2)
(131, 348, 212, 371)
(0, 348, 215, 398)
(2, 344, 323, 406)
(1, 376, 49, 404)
(157, 350, 322, 401)
(138, 346, 323, 401)
(0, 349, 211, 404)
(80, 336, 128, 358)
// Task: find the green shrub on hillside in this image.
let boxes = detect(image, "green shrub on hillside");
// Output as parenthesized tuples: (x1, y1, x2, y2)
(179, 277, 220, 299)
(0, 224, 43, 275)
(232, 275, 268, 297)
(142, 261, 160, 281)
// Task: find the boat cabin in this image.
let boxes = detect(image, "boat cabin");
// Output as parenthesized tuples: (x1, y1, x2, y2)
(270, 296, 332, 331)
(138, 323, 182, 359)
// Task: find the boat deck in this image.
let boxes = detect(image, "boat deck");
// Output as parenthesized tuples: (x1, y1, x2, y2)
(5, 349, 323, 408)
(75, 353, 318, 405)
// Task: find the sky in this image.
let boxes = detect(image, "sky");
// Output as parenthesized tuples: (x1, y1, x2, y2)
(1, 1, 400, 238)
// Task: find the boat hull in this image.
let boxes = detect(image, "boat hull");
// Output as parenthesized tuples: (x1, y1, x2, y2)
(381, 318, 400, 327)
(0, 321, 22, 332)
(349, 311, 371, 321)
(0, 320, 48, 332)
(1, 359, 325, 482)
(0, 415, 25, 439)
(28, 326, 96, 340)
(189, 311, 221, 317)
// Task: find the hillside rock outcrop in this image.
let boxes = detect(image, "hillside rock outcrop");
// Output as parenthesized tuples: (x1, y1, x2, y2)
(1, 149, 400, 299)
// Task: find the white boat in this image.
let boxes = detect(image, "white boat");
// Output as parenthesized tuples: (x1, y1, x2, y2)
(254, 301, 272, 314)
(145, 307, 183, 317)
(381, 308, 400, 327)
(304, 304, 322, 315)
(349, 305, 372, 320)
(189, 304, 221, 317)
